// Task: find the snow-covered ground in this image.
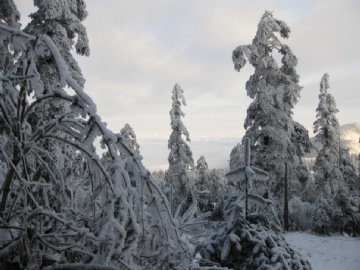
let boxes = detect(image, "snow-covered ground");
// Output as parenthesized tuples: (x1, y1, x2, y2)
(284, 232, 360, 270)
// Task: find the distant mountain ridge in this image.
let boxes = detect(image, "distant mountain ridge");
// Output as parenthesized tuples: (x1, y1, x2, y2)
(306, 122, 360, 159)
(340, 122, 360, 156)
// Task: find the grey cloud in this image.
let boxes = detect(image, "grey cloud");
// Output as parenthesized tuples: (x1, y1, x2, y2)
(16, 0, 360, 170)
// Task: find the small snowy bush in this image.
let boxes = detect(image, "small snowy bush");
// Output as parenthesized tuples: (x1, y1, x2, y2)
(199, 195, 312, 269)
(288, 197, 315, 231)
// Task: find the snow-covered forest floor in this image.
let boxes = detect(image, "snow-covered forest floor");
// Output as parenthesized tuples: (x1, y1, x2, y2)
(284, 232, 360, 270)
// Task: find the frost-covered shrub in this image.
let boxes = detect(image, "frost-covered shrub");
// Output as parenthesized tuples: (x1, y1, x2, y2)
(331, 185, 360, 236)
(311, 195, 332, 235)
(288, 197, 315, 231)
(195, 166, 228, 215)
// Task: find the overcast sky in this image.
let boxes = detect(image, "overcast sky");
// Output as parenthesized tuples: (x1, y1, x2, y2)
(17, 0, 360, 171)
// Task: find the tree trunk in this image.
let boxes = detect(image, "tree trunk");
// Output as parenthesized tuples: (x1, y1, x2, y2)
(245, 175, 248, 220)
(284, 163, 289, 231)
(170, 184, 174, 216)
(0, 150, 19, 219)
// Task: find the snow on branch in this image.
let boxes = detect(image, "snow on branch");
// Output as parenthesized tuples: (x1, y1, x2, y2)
(0, 24, 193, 269)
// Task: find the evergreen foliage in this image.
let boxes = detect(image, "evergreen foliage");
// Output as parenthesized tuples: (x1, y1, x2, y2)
(194, 158, 228, 215)
(226, 137, 272, 223)
(119, 123, 140, 153)
(229, 143, 244, 171)
(197, 156, 208, 185)
(0, 0, 20, 29)
(232, 11, 310, 203)
(25, 0, 89, 88)
(313, 73, 342, 197)
(167, 83, 194, 169)
(339, 148, 358, 196)
(164, 83, 194, 216)
(288, 197, 315, 231)
(200, 194, 312, 269)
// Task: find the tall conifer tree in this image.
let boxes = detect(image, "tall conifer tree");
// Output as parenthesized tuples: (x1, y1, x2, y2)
(165, 83, 194, 214)
(313, 73, 342, 197)
(232, 11, 310, 203)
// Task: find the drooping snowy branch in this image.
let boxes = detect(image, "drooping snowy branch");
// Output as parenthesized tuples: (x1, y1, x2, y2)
(0, 23, 193, 270)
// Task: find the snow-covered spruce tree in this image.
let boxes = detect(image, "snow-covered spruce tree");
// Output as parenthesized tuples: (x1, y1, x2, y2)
(331, 148, 360, 235)
(25, 0, 89, 89)
(0, 0, 20, 29)
(119, 123, 140, 153)
(229, 143, 244, 170)
(0, 24, 195, 269)
(206, 169, 230, 221)
(196, 155, 208, 185)
(0, 0, 21, 29)
(0, 0, 20, 99)
(332, 184, 360, 236)
(199, 189, 312, 269)
(312, 194, 332, 235)
(232, 11, 310, 205)
(339, 148, 358, 196)
(194, 156, 210, 213)
(194, 157, 227, 215)
(226, 137, 281, 232)
(151, 169, 166, 186)
(164, 83, 194, 216)
(22, 0, 91, 205)
(313, 73, 342, 197)
(199, 139, 311, 269)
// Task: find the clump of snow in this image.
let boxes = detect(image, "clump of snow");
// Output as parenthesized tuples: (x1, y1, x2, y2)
(284, 232, 360, 270)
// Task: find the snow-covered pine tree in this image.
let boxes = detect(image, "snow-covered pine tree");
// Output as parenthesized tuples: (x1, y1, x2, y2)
(332, 184, 360, 236)
(152, 169, 166, 185)
(194, 157, 227, 215)
(225, 137, 281, 231)
(168, 83, 194, 168)
(232, 11, 310, 205)
(119, 123, 140, 153)
(332, 148, 360, 235)
(199, 187, 312, 269)
(313, 73, 343, 197)
(312, 193, 332, 235)
(0, 0, 20, 29)
(207, 169, 229, 221)
(310, 73, 360, 235)
(22, 1, 91, 206)
(195, 156, 210, 212)
(197, 155, 208, 185)
(25, 0, 89, 89)
(339, 148, 358, 196)
(165, 83, 194, 215)
(0, 0, 20, 100)
(229, 143, 244, 170)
